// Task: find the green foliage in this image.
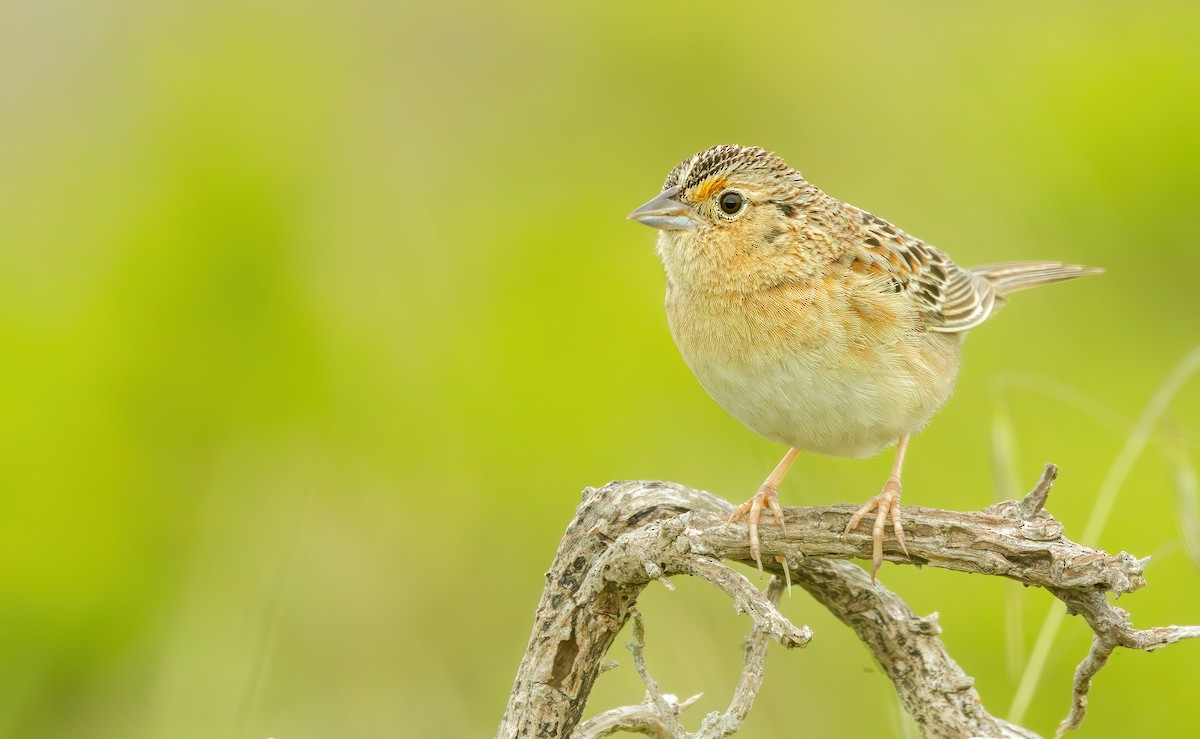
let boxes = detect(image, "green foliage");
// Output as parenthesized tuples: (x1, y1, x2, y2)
(1, 1, 1198, 737)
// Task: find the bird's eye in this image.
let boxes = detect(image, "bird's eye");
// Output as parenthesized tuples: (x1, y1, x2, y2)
(718, 190, 745, 216)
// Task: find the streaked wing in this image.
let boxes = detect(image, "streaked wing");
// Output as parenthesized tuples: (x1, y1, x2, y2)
(847, 208, 996, 333)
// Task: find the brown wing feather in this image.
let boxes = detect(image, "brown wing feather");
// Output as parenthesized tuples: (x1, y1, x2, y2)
(847, 207, 1102, 333)
(969, 262, 1104, 296)
(848, 208, 997, 333)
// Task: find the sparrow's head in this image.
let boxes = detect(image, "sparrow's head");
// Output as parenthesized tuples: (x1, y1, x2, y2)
(628, 145, 822, 292)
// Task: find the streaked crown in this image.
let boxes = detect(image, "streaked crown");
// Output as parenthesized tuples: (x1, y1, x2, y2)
(663, 145, 803, 194)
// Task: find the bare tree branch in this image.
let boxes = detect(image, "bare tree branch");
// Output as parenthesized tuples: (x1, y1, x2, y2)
(496, 482, 730, 739)
(787, 557, 1040, 739)
(1050, 589, 1200, 737)
(575, 688, 702, 739)
(576, 578, 792, 739)
(695, 576, 787, 739)
(495, 468, 1199, 738)
(625, 610, 691, 737)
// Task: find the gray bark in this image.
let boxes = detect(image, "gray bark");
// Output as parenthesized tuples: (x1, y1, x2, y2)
(495, 466, 1199, 738)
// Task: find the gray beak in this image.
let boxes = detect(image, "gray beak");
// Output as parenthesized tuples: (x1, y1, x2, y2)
(626, 186, 697, 231)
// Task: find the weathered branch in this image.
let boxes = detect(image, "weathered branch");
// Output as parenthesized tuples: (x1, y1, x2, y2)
(496, 467, 1200, 738)
(575, 578, 791, 739)
(788, 557, 1040, 738)
(709, 576, 787, 734)
(574, 688, 701, 739)
(496, 482, 731, 739)
(1050, 587, 1200, 737)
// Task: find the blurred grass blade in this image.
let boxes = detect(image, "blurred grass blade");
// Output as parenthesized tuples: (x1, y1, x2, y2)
(1004, 583, 1025, 679)
(989, 401, 1027, 677)
(992, 370, 1127, 436)
(1008, 346, 1200, 724)
(1081, 346, 1200, 547)
(989, 401, 1022, 504)
(893, 694, 919, 739)
(1164, 431, 1200, 571)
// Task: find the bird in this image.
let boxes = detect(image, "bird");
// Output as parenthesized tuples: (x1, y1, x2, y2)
(626, 144, 1101, 579)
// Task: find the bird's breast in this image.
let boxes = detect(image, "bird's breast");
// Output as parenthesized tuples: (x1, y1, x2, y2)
(665, 279, 962, 457)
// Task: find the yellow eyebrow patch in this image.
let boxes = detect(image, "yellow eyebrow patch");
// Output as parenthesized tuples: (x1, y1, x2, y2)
(690, 176, 728, 202)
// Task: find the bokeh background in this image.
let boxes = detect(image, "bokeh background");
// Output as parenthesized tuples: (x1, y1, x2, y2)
(2, 1, 1199, 737)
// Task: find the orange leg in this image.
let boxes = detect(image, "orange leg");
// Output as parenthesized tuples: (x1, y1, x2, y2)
(728, 447, 801, 573)
(844, 435, 912, 581)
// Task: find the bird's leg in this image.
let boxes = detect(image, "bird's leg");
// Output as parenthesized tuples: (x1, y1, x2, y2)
(844, 435, 911, 581)
(728, 447, 801, 574)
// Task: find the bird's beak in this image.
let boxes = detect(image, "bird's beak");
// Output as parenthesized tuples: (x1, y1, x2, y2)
(626, 186, 697, 231)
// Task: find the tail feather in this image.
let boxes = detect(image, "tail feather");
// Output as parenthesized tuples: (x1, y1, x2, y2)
(969, 261, 1103, 297)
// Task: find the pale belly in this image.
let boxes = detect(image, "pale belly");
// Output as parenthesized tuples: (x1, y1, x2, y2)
(667, 287, 964, 458)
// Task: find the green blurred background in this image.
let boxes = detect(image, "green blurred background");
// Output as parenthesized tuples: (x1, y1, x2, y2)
(2, 1, 1199, 737)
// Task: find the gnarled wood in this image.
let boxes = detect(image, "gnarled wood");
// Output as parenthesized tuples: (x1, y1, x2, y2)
(495, 467, 1199, 738)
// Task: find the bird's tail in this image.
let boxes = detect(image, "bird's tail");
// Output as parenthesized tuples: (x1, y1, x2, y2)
(969, 261, 1103, 297)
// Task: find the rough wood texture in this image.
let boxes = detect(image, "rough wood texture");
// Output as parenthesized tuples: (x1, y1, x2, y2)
(495, 466, 1199, 738)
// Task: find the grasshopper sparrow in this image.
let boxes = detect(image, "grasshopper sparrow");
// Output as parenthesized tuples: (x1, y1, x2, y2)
(628, 144, 1100, 578)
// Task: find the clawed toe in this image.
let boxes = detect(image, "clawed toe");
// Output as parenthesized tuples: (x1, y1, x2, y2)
(727, 448, 801, 576)
(843, 476, 907, 581)
(728, 485, 786, 575)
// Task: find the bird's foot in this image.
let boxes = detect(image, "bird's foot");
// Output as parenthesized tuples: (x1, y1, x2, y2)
(728, 483, 786, 576)
(844, 475, 908, 582)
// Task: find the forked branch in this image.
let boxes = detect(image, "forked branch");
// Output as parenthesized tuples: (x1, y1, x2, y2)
(495, 466, 1199, 738)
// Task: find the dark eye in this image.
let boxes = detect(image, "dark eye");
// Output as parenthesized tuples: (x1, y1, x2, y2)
(718, 190, 744, 216)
